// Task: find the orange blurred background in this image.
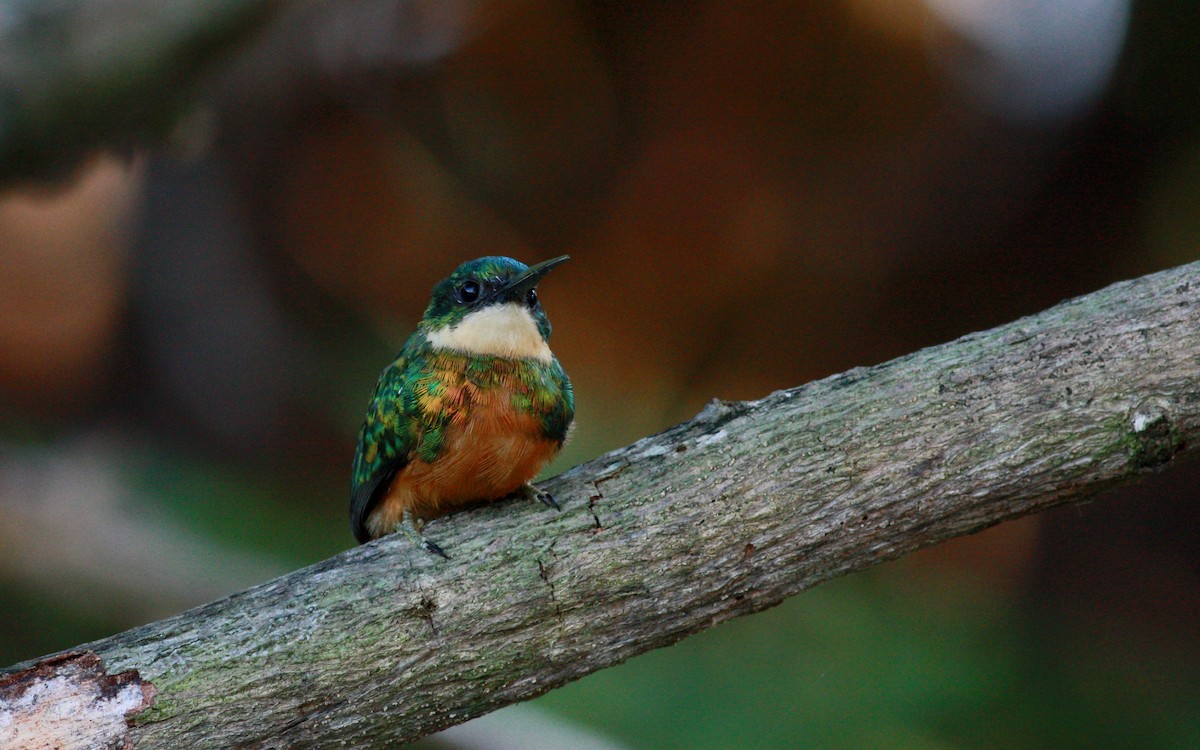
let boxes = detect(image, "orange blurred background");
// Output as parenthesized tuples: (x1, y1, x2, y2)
(1, 1, 1197, 747)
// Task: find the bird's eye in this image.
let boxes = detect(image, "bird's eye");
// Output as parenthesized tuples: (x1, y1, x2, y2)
(458, 280, 481, 304)
(525, 288, 539, 307)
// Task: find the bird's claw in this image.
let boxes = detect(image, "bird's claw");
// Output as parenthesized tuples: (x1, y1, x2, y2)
(519, 483, 560, 511)
(537, 488, 561, 511)
(399, 509, 450, 559)
(422, 539, 450, 559)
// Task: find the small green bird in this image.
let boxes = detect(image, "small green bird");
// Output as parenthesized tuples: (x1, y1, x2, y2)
(350, 255, 574, 555)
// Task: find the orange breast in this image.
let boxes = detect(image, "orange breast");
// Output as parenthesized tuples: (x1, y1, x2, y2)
(365, 386, 560, 539)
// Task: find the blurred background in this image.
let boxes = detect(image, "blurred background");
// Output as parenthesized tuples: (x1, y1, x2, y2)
(1, 0, 1198, 747)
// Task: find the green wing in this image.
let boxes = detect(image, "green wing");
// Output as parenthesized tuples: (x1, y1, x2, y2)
(349, 353, 421, 544)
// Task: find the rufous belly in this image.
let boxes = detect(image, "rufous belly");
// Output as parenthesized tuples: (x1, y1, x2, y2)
(365, 393, 559, 539)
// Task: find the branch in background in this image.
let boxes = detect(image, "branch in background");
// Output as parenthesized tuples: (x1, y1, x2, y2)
(0, 0, 279, 185)
(3, 261, 1198, 748)
(0, 437, 289, 622)
(0, 0, 485, 186)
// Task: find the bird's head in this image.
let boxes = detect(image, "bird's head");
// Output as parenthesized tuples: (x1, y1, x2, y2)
(419, 255, 569, 361)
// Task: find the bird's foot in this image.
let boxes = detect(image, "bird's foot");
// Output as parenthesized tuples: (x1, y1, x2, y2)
(518, 482, 561, 511)
(397, 509, 449, 559)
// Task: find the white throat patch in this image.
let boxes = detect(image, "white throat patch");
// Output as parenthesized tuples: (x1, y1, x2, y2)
(426, 303, 552, 361)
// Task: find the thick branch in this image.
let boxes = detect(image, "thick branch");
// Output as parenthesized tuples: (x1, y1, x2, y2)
(4, 261, 1199, 748)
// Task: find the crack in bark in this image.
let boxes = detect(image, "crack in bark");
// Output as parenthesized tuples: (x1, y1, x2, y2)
(586, 460, 629, 529)
(536, 545, 566, 627)
(415, 596, 438, 637)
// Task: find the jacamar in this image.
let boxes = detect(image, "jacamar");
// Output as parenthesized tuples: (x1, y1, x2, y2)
(350, 255, 574, 555)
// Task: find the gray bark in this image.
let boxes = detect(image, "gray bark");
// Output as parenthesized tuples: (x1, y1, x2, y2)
(2, 260, 1197, 748)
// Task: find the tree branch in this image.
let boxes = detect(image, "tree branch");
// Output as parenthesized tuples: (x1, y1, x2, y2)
(0, 0, 482, 186)
(0, 0, 280, 184)
(4, 260, 1199, 748)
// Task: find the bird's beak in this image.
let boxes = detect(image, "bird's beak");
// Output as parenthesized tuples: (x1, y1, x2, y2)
(493, 255, 570, 303)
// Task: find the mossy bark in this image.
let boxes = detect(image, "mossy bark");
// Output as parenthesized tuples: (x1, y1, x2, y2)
(4, 260, 1199, 749)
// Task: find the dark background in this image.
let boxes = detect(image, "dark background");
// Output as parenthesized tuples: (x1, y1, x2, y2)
(1, 1, 1197, 747)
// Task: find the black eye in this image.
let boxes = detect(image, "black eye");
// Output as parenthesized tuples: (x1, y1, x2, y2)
(525, 288, 538, 307)
(457, 279, 481, 304)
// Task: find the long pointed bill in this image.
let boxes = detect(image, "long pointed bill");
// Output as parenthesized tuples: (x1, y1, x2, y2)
(492, 255, 570, 303)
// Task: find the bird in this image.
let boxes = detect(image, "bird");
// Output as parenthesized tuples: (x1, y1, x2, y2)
(349, 255, 574, 555)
